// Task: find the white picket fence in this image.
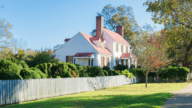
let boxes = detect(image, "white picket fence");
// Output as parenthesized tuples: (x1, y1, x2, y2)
(0, 75, 139, 106)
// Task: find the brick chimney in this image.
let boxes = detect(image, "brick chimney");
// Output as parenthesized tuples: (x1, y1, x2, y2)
(96, 16, 103, 39)
(117, 26, 124, 37)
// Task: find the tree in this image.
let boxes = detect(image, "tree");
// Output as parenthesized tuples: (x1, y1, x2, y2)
(144, 0, 192, 70)
(137, 30, 170, 87)
(90, 4, 142, 56)
(25, 48, 59, 67)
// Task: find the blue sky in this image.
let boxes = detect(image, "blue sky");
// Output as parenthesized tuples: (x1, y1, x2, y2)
(0, 0, 163, 51)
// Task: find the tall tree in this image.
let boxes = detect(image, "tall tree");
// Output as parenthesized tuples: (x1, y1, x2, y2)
(144, 0, 192, 69)
(90, 4, 141, 55)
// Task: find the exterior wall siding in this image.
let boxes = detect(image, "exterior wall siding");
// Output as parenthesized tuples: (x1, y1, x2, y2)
(54, 32, 98, 66)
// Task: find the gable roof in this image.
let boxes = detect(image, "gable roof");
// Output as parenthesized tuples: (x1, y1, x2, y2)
(73, 52, 94, 57)
(80, 32, 112, 55)
(121, 53, 131, 58)
(103, 28, 131, 46)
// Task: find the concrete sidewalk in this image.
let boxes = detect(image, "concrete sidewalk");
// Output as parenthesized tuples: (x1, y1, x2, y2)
(162, 83, 192, 108)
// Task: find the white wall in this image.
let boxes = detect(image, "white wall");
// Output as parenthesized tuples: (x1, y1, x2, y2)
(103, 31, 114, 53)
(54, 32, 98, 66)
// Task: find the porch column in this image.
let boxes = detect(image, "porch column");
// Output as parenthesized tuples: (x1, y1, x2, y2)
(135, 59, 137, 68)
(128, 58, 130, 69)
(81, 58, 83, 67)
(89, 58, 91, 66)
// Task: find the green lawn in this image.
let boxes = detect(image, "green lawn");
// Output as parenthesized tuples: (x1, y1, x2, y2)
(3, 82, 191, 108)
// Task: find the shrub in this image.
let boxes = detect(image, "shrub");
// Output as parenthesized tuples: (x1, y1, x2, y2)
(114, 64, 128, 71)
(130, 68, 145, 77)
(102, 66, 110, 72)
(52, 76, 61, 78)
(130, 64, 135, 69)
(108, 70, 119, 76)
(178, 67, 190, 81)
(71, 70, 78, 77)
(6, 58, 23, 69)
(98, 70, 105, 76)
(36, 63, 48, 76)
(31, 71, 41, 79)
(88, 66, 103, 77)
(121, 69, 135, 78)
(20, 60, 29, 69)
(103, 70, 108, 76)
(30, 67, 47, 78)
(67, 62, 77, 71)
(75, 64, 82, 70)
(0, 59, 20, 75)
(0, 69, 23, 80)
(20, 68, 33, 79)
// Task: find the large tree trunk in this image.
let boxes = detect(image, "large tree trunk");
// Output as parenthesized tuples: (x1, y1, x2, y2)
(145, 75, 148, 88)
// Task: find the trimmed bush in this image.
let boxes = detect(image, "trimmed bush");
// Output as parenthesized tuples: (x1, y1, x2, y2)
(108, 70, 119, 76)
(31, 71, 41, 79)
(130, 64, 135, 69)
(0, 59, 20, 75)
(121, 69, 135, 78)
(6, 58, 23, 69)
(130, 68, 145, 77)
(36, 63, 48, 76)
(30, 67, 47, 78)
(98, 70, 105, 76)
(103, 70, 108, 76)
(75, 64, 82, 71)
(114, 64, 128, 72)
(102, 66, 110, 72)
(20, 60, 29, 69)
(67, 62, 77, 71)
(89, 66, 103, 77)
(20, 68, 33, 79)
(0, 69, 23, 80)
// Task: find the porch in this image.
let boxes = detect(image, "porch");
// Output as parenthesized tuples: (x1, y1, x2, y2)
(73, 52, 94, 67)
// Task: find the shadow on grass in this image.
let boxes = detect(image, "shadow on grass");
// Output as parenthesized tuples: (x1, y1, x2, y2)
(3, 93, 172, 108)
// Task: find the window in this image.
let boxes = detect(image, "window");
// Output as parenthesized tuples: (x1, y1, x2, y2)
(121, 45, 123, 53)
(107, 57, 109, 67)
(66, 55, 73, 63)
(116, 44, 118, 52)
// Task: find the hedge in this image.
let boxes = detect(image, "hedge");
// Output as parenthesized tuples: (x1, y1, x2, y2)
(0, 59, 21, 75)
(0, 69, 23, 80)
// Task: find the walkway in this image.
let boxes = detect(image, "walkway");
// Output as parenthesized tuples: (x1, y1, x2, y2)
(162, 83, 192, 108)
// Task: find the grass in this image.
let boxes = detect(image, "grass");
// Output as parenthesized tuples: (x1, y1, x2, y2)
(3, 82, 191, 108)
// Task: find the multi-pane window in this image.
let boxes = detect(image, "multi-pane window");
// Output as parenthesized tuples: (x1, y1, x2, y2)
(66, 55, 73, 63)
(116, 43, 118, 52)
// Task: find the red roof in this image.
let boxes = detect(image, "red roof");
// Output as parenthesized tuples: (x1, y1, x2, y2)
(121, 53, 131, 58)
(103, 28, 131, 46)
(121, 53, 137, 59)
(73, 52, 94, 57)
(131, 53, 137, 59)
(80, 32, 112, 55)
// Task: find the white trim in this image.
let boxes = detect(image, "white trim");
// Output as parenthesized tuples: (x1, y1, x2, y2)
(113, 41, 131, 47)
(98, 53, 112, 56)
(73, 57, 93, 58)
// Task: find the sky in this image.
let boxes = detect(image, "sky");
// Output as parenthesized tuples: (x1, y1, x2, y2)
(0, 0, 164, 51)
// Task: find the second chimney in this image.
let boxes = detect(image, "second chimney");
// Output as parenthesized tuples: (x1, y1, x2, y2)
(117, 26, 124, 37)
(96, 16, 103, 39)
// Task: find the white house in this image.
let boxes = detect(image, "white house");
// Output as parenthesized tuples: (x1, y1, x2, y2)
(53, 16, 137, 69)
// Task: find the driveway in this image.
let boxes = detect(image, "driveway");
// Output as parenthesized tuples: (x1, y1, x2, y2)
(162, 83, 192, 108)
